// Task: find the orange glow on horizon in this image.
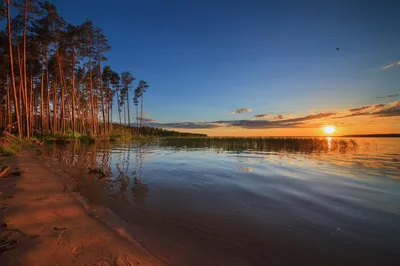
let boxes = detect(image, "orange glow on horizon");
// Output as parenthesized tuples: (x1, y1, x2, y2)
(168, 115, 399, 136)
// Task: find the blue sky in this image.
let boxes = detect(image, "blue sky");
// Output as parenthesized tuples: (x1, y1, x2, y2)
(51, 0, 400, 135)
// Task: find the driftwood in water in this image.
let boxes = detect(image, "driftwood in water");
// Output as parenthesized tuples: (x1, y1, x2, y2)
(10, 168, 23, 176)
(88, 167, 106, 178)
(0, 166, 23, 178)
(0, 166, 10, 178)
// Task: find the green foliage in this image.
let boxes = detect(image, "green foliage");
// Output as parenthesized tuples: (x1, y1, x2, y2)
(0, 136, 22, 156)
(111, 124, 207, 137)
(133, 134, 158, 142)
(79, 134, 96, 144)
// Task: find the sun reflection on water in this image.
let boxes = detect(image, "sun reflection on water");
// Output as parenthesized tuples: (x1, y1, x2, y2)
(327, 137, 332, 151)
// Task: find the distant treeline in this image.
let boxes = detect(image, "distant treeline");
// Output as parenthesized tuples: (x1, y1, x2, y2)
(342, 134, 400, 138)
(112, 124, 207, 137)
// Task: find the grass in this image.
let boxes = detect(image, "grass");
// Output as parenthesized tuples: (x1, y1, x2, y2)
(32, 131, 157, 144)
(109, 131, 134, 142)
(33, 132, 98, 144)
(160, 137, 359, 153)
(0, 134, 23, 156)
(78, 134, 96, 144)
(109, 131, 158, 142)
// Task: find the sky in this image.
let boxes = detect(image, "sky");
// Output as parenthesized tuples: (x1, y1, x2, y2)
(52, 0, 400, 136)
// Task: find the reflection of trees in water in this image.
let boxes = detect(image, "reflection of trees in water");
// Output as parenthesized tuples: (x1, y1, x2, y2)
(49, 142, 150, 202)
(131, 143, 149, 202)
(112, 142, 149, 202)
(115, 142, 132, 195)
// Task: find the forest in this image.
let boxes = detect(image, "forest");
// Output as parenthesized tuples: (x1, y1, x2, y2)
(0, 0, 202, 140)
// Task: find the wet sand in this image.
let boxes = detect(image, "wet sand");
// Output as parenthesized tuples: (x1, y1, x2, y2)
(0, 150, 164, 266)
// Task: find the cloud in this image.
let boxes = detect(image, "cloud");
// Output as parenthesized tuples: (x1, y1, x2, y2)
(211, 119, 303, 129)
(154, 112, 338, 130)
(348, 105, 374, 112)
(253, 114, 271, 119)
(152, 122, 224, 129)
(381, 60, 400, 70)
(135, 117, 156, 123)
(283, 112, 336, 122)
(272, 114, 292, 120)
(213, 112, 336, 129)
(254, 114, 292, 120)
(232, 108, 252, 114)
(338, 101, 399, 118)
(372, 101, 400, 117)
(377, 94, 400, 99)
(381, 64, 394, 70)
(153, 101, 399, 130)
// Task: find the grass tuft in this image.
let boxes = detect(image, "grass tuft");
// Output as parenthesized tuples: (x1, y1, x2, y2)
(160, 137, 358, 153)
(0, 135, 23, 156)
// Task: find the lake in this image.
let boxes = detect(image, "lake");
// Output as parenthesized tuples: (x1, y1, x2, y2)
(46, 137, 400, 266)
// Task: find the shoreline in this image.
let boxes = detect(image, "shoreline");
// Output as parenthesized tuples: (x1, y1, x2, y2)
(0, 150, 164, 265)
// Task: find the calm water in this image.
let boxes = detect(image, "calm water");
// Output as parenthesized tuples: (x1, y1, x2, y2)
(47, 138, 400, 266)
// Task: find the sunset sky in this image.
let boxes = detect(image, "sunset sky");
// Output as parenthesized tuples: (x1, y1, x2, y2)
(54, 0, 400, 136)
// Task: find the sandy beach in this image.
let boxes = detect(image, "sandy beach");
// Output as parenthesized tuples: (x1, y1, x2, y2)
(0, 150, 164, 266)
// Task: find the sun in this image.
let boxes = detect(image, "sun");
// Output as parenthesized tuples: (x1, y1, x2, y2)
(323, 125, 335, 135)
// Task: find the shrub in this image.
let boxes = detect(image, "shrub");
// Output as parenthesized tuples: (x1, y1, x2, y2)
(0, 135, 22, 156)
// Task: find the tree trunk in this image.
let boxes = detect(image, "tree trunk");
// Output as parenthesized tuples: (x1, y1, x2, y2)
(123, 101, 126, 131)
(88, 55, 95, 135)
(6, 72, 12, 132)
(6, 73, 12, 132)
(17, 44, 25, 136)
(140, 95, 144, 134)
(45, 50, 52, 132)
(23, 0, 29, 137)
(136, 103, 139, 132)
(53, 77, 58, 134)
(127, 89, 130, 130)
(56, 53, 66, 134)
(6, 0, 22, 138)
(71, 53, 76, 137)
(40, 46, 45, 135)
(29, 75, 34, 135)
(106, 84, 111, 133)
(116, 88, 122, 128)
(97, 42, 106, 135)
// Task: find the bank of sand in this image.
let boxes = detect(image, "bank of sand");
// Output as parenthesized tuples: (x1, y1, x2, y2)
(0, 150, 164, 265)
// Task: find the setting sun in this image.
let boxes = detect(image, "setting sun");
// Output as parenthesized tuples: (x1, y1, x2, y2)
(323, 126, 335, 135)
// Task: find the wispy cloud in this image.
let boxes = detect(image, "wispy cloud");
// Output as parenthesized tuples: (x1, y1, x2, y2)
(272, 114, 292, 120)
(377, 94, 400, 99)
(152, 122, 226, 129)
(253, 114, 271, 119)
(373, 101, 400, 117)
(254, 114, 292, 120)
(232, 108, 252, 114)
(135, 117, 157, 123)
(381, 60, 400, 70)
(153, 101, 399, 130)
(338, 101, 400, 118)
(348, 105, 374, 112)
(381, 63, 394, 70)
